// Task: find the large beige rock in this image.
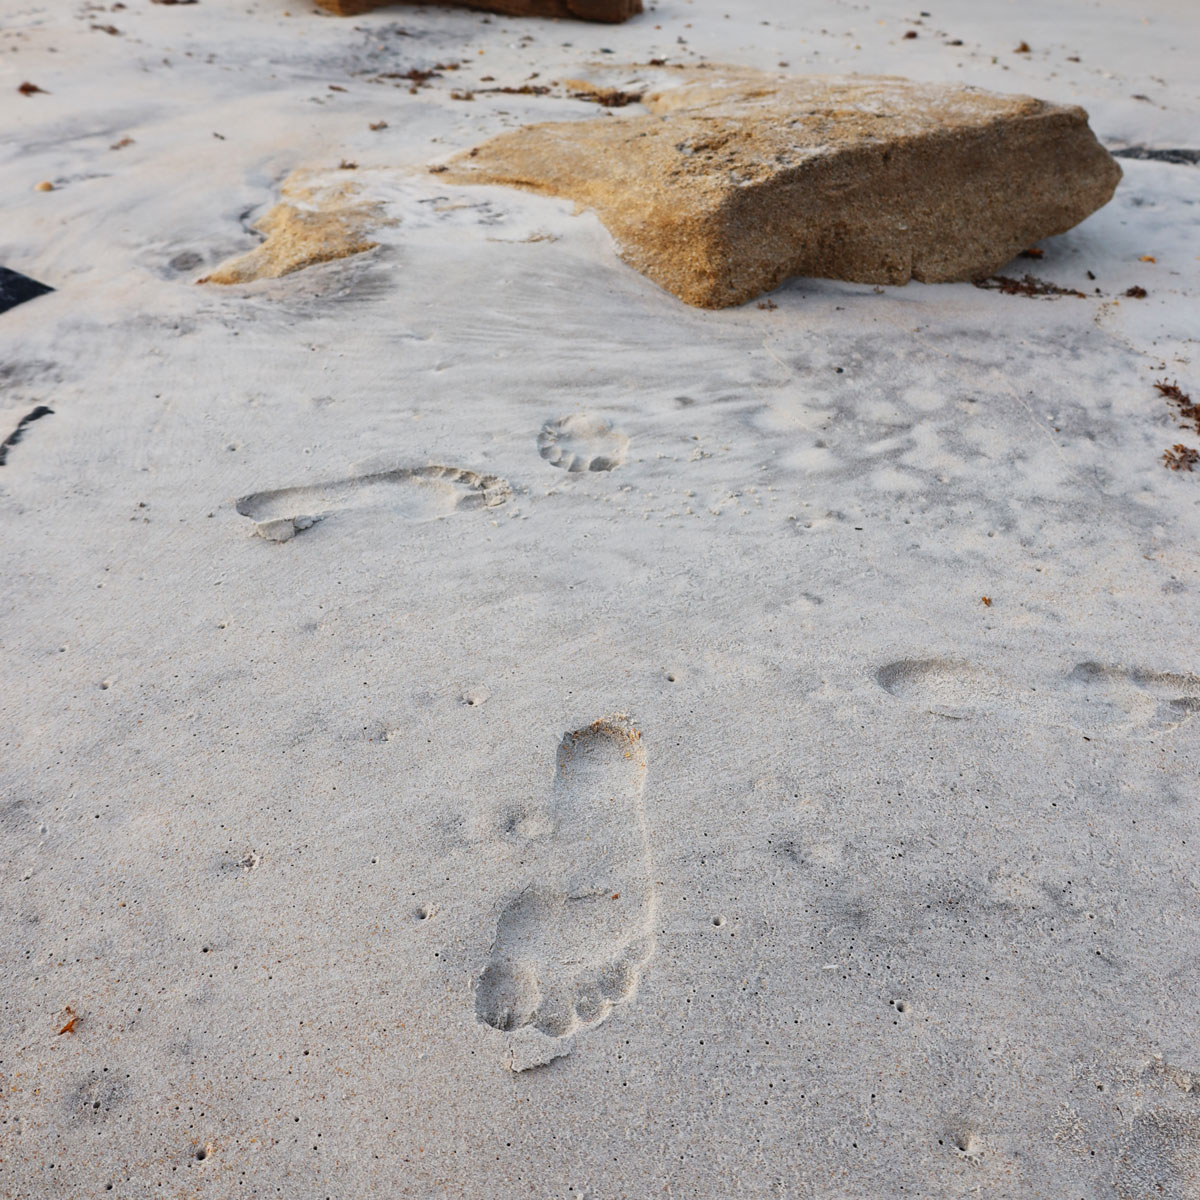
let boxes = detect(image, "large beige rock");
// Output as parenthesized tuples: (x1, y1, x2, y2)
(313, 0, 640, 20)
(440, 66, 1122, 308)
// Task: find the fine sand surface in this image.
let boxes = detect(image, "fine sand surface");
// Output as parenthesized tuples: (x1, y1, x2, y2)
(2, 0, 1199, 1196)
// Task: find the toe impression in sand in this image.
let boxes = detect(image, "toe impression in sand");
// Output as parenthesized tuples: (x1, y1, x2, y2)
(440, 65, 1122, 309)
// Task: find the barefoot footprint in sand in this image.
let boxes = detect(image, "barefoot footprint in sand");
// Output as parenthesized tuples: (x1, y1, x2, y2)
(537, 414, 629, 473)
(476, 717, 656, 1070)
(236, 465, 511, 541)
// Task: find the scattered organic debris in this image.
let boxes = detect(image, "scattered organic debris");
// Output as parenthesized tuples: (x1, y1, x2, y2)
(110, 136, 134, 149)
(1014, 41, 1032, 53)
(1019, 247, 1045, 259)
(57, 1007, 78, 1036)
(151, 0, 199, 5)
(1139, 255, 1156, 263)
(368, 120, 388, 130)
(450, 89, 475, 101)
(1124, 285, 1147, 299)
(973, 274, 1085, 298)
(476, 83, 551, 97)
(1154, 379, 1199, 471)
(757, 299, 777, 310)
(1155, 379, 1200, 433)
(338, 159, 357, 169)
(91, 23, 121, 33)
(981, 596, 992, 607)
(903, 30, 918, 39)
(568, 84, 643, 107)
(18, 81, 48, 96)
(1163, 445, 1198, 471)
(372, 65, 447, 93)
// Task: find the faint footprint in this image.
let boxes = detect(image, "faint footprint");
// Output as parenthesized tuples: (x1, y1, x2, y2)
(537, 414, 629, 473)
(236, 465, 511, 541)
(875, 658, 1007, 720)
(475, 717, 656, 1070)
(1065, 662, 1200, 733)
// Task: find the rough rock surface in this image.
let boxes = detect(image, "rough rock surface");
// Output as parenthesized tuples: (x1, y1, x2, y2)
(441, 66, 1123, 308)
(314, 0, 640, 21)
(200, 170, 383, 285)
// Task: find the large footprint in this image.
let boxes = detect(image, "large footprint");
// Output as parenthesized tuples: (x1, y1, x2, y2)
(235, 465, 511, 541)
(476, 717, 656, 1071)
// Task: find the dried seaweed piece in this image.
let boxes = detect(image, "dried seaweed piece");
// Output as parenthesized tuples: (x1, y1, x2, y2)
(1124, 285, 1147, 298)
(18, 81, 48, 96)
(568, 85, 643, 107)
(1154, 378, 1200, 434)
(973, 273, 1085, 297)
(1162, 444, 1198, 471)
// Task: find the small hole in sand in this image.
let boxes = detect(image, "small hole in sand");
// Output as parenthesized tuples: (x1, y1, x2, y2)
(895, 1001, 907, 1013)
(712, 915, 725, 927)
(195, 1149, 207, 1162)
(416, 905, 431, 921)
(666, 673, 676, 683)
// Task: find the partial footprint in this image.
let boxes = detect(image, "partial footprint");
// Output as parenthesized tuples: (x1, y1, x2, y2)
(236, 465, 511, 541)
(875, 658, 1008, 720)
(475, 717, 656, 1070)
(537, 414, 629, 473)
(1064, 662, 1200, 733)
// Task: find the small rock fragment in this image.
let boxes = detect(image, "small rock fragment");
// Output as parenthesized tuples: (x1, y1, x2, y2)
(200, 170, 386, 285)
(313, 0, 639, 17)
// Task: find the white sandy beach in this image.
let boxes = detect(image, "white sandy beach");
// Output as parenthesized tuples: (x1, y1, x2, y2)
(2, 0, 1199, 1195)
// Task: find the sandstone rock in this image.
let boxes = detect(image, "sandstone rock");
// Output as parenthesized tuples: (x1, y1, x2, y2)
(440, 66, 1122, 308)
(313, 0, 640, 20)
(200, 170, 384, 285)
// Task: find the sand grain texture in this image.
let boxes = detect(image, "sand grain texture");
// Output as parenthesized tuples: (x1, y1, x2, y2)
(3, 0, 1200, 1196)
(442, 66, 1122, 307)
